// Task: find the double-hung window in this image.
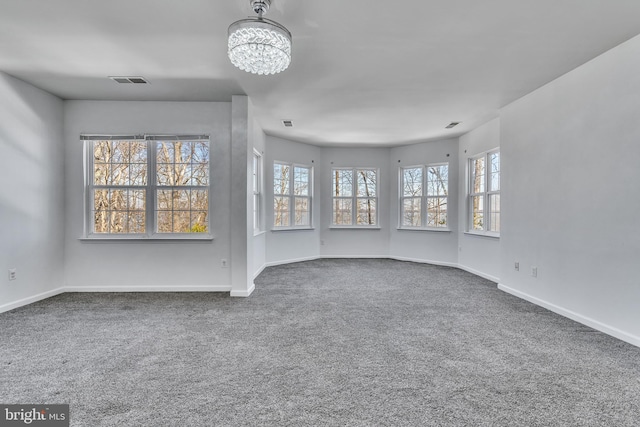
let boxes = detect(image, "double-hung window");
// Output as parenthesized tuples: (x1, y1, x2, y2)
(400, 163, 449, 229)
(331, 168, 378, 226)
(273, 162, 312, 229)
(468, 149, 500, 235)
(84, 134, 211, 238)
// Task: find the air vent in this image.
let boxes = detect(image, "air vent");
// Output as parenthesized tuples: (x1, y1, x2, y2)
(282, 120, 293, 127)
(109, 76, 149, 84)
(445, 122, 460, 129)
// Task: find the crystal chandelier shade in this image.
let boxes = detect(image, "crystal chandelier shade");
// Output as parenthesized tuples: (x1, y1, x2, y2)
(227, 1, 292, 75)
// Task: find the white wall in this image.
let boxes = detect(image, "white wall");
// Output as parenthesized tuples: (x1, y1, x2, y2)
(63, 101, 234, 291)
(320, 147, 391, 257)
(251, 112, 267, 277)
(0, 72, 65, 311)
(457, 119, 501, 281)
(389, 139, 459, 266)
(499, 35, 640, 346)
(264, 136, 322, 265)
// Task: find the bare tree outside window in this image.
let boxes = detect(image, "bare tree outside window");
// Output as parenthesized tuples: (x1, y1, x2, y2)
(400, 164, 448, 228)
(332, 168, 377, 226)
(88, 136, 210, 237)
(468, 150, 500, 234)
(274, 162, 312, 228)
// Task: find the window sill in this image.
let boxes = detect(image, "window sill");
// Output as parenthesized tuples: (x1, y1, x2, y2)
(79, 234, 214, 241)
(463, 231, 500, 239)
(397, 227, 451, 232)
(271, 227, 315, 232)
(329, 226, 381, 230)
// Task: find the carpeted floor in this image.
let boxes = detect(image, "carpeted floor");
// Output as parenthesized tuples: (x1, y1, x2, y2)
(1, 259, 639, 426)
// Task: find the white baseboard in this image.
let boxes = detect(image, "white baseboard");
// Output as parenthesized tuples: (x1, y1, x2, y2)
(457, 263, 500, 283)
(0, 287, 66, 314)
(230, 283, 255, 297)
(264, 256, 321, 268)
(321, 254, 389, 259)
(390, 255, 458, 269)
(63, 285, 232, 292)
(498, 283, 640, 348)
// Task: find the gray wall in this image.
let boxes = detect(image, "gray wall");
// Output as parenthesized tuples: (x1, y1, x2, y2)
(63, 101, 234, 291)
(0, 71, 65, 310)
(499, 34, 640, 346)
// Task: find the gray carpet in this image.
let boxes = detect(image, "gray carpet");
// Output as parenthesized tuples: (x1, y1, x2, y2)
(1, 259, 639, 426)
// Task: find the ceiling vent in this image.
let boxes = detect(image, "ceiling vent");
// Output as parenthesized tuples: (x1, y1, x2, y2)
(109, 76, 149, 84)
(282, 120, 293, 127)
(445, 122, 461, 129)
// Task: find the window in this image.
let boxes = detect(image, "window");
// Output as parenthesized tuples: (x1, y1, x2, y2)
(332, 168, 378, 226)
(84, 135, 210, 238)
(273, 162, 312, 229)
(253, 150, 262, 232)
(468, 149, 500, 235)
(400, 163, 449, 229)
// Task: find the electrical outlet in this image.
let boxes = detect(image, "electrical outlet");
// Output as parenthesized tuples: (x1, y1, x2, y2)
(531, 267, 537, 278)
(221, 259, 228, 268)
(8, 268, 16, 281)
(515, 262, 519, 271)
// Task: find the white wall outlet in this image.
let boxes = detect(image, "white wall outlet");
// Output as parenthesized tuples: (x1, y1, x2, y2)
(531, 267, 537, 278)
(515, 262, 519, 271)
(221, 259, 228, 268)
(8, 268, 16, 281)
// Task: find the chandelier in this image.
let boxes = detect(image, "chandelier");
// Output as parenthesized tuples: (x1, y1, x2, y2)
(228, 0, 292, 75)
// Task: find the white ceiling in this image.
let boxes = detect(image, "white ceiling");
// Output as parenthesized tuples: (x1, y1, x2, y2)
(2, 0, 640, 146)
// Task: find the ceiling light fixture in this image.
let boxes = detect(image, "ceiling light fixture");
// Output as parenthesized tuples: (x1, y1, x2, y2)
(228, 0, 292, 75)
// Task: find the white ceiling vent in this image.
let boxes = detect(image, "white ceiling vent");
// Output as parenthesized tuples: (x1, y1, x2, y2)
(109, 76, 149, 84)
(282, 120, 293, 127)
(445, 122, 460, 129)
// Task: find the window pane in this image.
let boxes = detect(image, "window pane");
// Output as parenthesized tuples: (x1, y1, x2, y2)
(402, 167, 422, 197)
(427, 165, 448, 196)
(128, 190, 146, 211)
(130, 141, 147, 163)
(293, 167, 309, 196)
(274, 196, 290, 227)
(94, 210, 108, 233)
(128, 212, 146, 234)
(173, 164, 191, 186)
(427, 197, 448, 227)
(190, 212, 208, 233)
(109, 163, 129, 186)
(357, 170, 377, 197)
(190, 190, 208, 211)
(157, 211, 172, 233)
(173, 211, 191, 233)
(108, 211, 127, 234)
(130, 163, 147, 186)
(333, 199, 352, 225)
(109, 189, 127, 210)
(191, 162, 209, 186)
(94, 163, 109, 185)
(402, 198, 421, 227)
(471, 157, 485, 193)
(488, 194, 500, 232)
(112, 141, 129, 163)
(472, 195, 484, 230)
(490, 152, 500, 192)
(174, 190, 190, 210)
(333, 170, 353, 197)
(93, 140, 111, 163)
(356, 198, 376, 225)
(295, 197, 310, 226)
(157, 189, 172, 210)
(274, 163, 290, 195)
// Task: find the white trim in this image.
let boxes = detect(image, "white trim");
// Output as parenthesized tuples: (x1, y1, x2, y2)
(64, 285, 231, 292)
(498, 283, 640, 348)
(390, 256, 458, 268)
(254, 263, 268, 279)
(328, 226, 381, 230)
(321, 254, 389, 259)
(457, 263, 500, 283)
(264, 256, 321, 268)
(0, 288, 66, 314)
(230, 283, 255, 297)
(397, 227, 451, 232)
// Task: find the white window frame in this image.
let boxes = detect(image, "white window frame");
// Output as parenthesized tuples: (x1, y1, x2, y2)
(273, 161, 313, 230)
(399, 162, 449, 230)
(467, 148, 500, 237)
(82, 134, 212, 240)
(253, 150, 262, 234)
(331, 167, 379, 228)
